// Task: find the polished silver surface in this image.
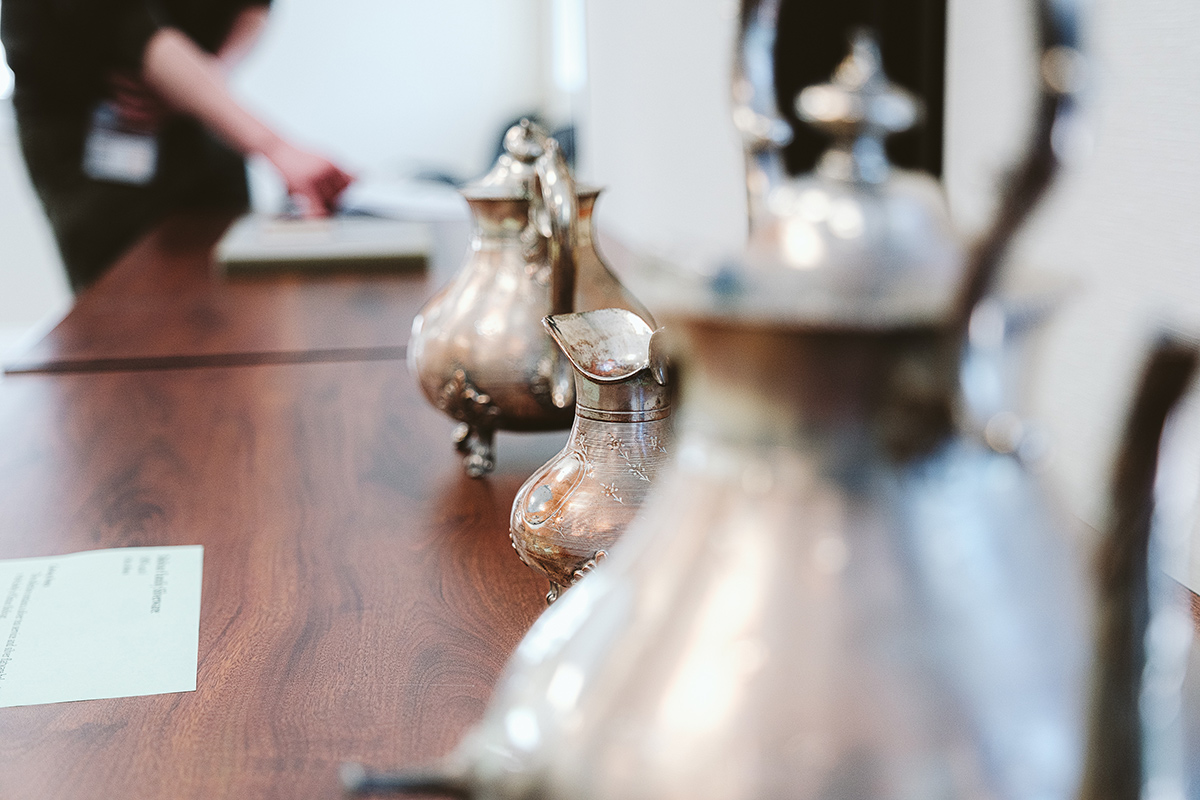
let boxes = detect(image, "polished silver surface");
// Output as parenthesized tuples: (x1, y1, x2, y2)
(1139, 376, 1200, 800)
(349, 3, 1104, 799)
(643, 32, 964, 330)
(450, 323, 1091, 800)
(510, 309, 671, 604)
(408, 121, 654, 477)
(732, 0, 792, 232)
(797, 32, 921, 185)
(445, 19, 1093, 800)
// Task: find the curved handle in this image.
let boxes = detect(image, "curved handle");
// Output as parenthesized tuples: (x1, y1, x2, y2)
(1078, 337, 1198, 800)
(535, 138, 579, 316)
(732, 0, 791, 150)
(953, 0, 1084, 332)
(734, 0, 793, 232)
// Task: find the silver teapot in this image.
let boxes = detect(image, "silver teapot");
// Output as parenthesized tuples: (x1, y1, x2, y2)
(343, 3, 1126, 797)
(510, 308, 672, 604)
(416, 24, 1091, 789)
(408, 121, 654, 477)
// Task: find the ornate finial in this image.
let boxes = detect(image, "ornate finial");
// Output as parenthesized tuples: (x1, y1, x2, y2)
(504, 119, 548, 163)
(795, 31, 922, 183)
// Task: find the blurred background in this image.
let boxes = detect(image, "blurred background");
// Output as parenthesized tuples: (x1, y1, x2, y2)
(2, 0, 1199, 565)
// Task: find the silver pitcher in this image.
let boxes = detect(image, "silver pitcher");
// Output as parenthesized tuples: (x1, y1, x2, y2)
(344, 4, 1115, 798)
(510, 308, 672, 604)
(408, 121, 654, 477)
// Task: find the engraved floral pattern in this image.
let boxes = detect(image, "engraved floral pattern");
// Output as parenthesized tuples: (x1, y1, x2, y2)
(511, 417, 670, 603)
(575, 431, 596, 476)
(612, 436, 652, 482)
(573, 426, 666, 495)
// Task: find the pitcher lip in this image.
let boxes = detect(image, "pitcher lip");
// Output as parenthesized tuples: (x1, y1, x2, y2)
(544, 309, 657, 384)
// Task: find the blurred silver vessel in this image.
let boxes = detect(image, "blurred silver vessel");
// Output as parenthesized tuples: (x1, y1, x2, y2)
(731, 0, 792, 232)
(408, 121, 654, 477)
(423, 28, 1092, 800)
(344, 4, 1154, 800)
(510, 308, 672, 604)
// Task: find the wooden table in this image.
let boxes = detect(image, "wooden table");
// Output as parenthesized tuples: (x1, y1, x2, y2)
(0, 215, 567, 799)
(4, 213, 470, 374)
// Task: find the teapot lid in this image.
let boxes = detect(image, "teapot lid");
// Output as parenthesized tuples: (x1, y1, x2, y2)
(645, 32, 965, 331)
(460, 120, 543, 201)
(462, 120, 599, 202)
(797, 31, 921, 185)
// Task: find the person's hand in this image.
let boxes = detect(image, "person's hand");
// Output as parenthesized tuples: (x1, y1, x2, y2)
(264, 141, 354, 217)
(108, 71, 170, 132)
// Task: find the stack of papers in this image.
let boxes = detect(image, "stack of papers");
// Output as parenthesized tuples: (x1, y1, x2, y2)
(214, 214, 432, 275)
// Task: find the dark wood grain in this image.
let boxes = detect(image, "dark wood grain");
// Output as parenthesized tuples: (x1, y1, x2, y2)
(4, 214, 470, 373)
(4, 345, 407, 376)
(0, 360, 567, 799)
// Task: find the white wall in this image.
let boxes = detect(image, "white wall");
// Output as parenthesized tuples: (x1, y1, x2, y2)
(0, 101, 71, 359)
(232, 0, 550, 182)
(579, 0, 747, 258)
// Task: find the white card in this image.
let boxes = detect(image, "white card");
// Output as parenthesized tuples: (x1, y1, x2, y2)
(0, 546, 203, 708)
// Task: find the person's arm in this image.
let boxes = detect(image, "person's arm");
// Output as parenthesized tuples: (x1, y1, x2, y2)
(215, 5, 270, 71)
(141, 26, 351, 215)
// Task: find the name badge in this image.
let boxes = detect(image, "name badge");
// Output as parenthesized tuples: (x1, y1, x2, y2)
(82, 102, 158, 185)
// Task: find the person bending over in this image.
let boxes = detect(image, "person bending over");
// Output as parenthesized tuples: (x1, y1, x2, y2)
(1, 0, 353, 291)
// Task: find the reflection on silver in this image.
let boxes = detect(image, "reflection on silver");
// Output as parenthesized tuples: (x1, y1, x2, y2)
(959, 297, 1060, 463)
(408, 121, 654, 476)
(445, 353, 1091, 800)
(345, 6, 1111, 800)
(510, 309, 672, 603)
(732, 0, 792, 233)
(1131, 361, 1198, 800)
(446, 23, 1088, 800)
(652, 32, 965, 330)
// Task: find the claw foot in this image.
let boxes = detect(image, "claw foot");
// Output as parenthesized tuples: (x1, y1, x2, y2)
(453, 423, 495, 478)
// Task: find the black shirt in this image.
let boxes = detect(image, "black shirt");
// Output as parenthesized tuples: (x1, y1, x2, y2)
(1, 0, 268, 114)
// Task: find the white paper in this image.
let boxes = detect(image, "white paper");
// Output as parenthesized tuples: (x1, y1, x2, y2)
(215, 213, 433, 264)
(0, 546, 203, 708)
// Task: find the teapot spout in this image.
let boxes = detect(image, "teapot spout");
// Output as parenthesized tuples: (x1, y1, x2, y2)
(952, 0, 1085, 333)
(543, 308, 660, 384)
